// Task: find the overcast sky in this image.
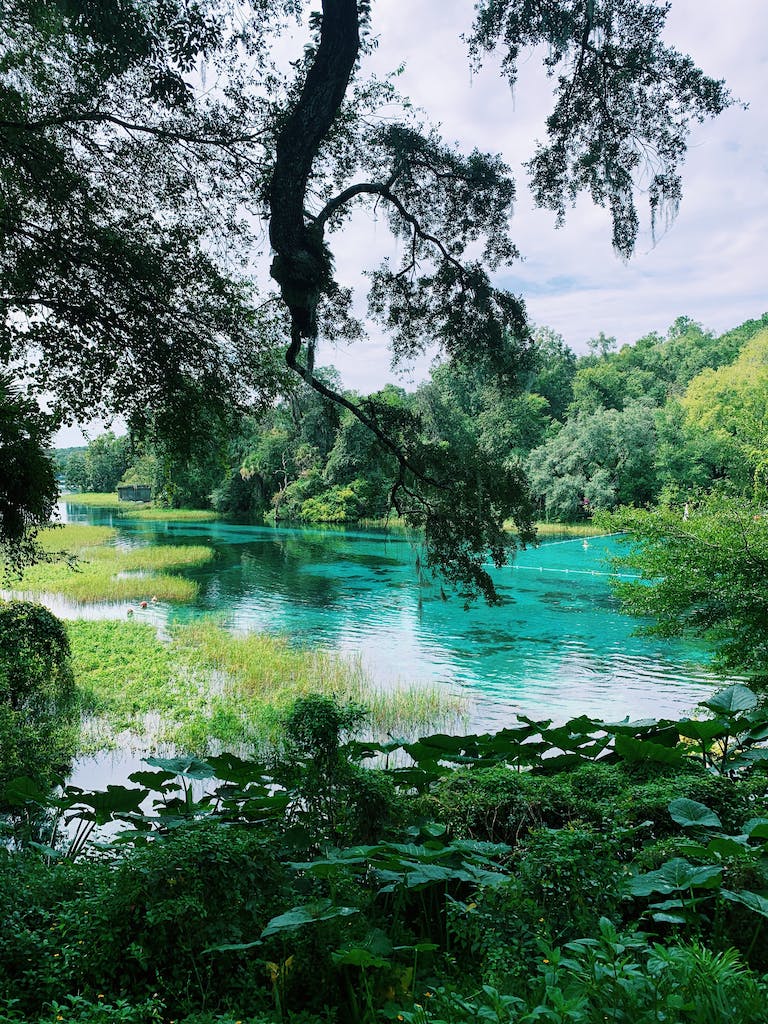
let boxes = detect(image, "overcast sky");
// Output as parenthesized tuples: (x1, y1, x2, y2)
(56, 0, 767, 445)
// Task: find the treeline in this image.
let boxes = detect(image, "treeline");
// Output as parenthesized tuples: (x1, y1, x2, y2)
(57, 313, 768, 521)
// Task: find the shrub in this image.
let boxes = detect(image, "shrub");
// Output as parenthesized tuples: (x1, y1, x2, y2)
(0, 601, 78, 802)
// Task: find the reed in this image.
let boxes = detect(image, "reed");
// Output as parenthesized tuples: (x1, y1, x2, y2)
(533, 521, 605, 538)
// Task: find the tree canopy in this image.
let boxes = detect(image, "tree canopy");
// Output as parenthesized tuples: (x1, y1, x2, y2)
(0, 0, 732, 597)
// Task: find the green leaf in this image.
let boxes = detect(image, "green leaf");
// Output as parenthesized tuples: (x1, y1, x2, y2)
(721, 889, 768, 919)
(127, 770, 176, 791)
(614, 734, 683, 765)
(629, 858, 722, 896)
(669, 798, 722, 829)
(203, 939, 263, 954)
(2, 776, 50, 806)
(144, 755, 217, 779)
(676, 718, 730, 742)
(331, 947, 390, 968)
(742, 818, 768, 839)
(703, 685, 757, 715)
(261, 900, 359, 938)
(66, 785, 149, 825)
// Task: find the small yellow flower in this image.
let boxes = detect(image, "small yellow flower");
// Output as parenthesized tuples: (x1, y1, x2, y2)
(56, 1016, 63, 1022)
(53, 953, 60, 958)
(397, 1017, 404, 1022)
(543, 958, 550, 964)
(97, 994, 104, 1000)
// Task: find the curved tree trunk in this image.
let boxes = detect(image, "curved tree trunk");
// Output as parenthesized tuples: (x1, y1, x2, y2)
(268, 0, 359, 345)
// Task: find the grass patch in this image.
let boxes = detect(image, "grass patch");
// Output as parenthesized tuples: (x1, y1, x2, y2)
(534, 521, 606, 537)
(66, 618, 467, 756)
(10, 525, 212, 603)
(62, 492, 218, 521)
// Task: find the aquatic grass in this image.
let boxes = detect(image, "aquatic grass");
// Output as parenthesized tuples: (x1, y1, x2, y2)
(37, 524, 117, 550)
(60, 491, 131, 508)
(62, 492, 218, 520)
(11, 525, 212, 602)
(534, 521, 605, 538)
(170, 620, 468, 744)
(65, 618, 468, 757)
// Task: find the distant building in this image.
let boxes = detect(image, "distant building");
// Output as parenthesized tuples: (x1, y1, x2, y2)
(117, 484, 152, 502)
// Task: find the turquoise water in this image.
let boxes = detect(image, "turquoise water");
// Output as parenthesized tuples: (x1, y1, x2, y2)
(58, 503, 722, 727)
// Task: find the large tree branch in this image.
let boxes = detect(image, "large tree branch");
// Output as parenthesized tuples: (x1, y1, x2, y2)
(284, 323, 444, 489)
(316, 179, 467, 278)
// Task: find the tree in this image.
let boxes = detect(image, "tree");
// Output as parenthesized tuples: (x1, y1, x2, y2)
(527, 402, 659, 519)
(0, 0, 732, 598)
(0, 376, 58, 573)
(606, 496, 768, 685)
(680, 329, 768, 495)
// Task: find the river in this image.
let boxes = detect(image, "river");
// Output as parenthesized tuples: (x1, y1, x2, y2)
(58, 502, 721, 729)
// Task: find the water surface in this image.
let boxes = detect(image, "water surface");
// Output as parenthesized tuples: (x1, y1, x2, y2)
(59, 504, 722, 728)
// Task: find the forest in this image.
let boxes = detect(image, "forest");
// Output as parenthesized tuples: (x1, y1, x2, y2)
(57, 312, 768, 525)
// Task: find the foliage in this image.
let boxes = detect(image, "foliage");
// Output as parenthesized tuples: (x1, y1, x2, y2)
(2, 0, 734, 598)
(66, 617, 465, 755)
(0, 601, 78, 803)
(0, 376, 58, 574)
(527, 402, 659, 519)
(605, 495, 768, 683)
(61, 432, 130, 494)
(3, 683, 768, 1022)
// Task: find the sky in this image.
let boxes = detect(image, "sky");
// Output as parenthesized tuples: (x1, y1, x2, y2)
(315, 0, 768, 393)
(55, 0, 768, 444)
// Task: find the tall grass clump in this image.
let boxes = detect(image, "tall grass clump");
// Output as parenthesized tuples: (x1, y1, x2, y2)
(171, 621, 468, 747)
(8, 525, 212, 603)
(64, 617, 467, 756)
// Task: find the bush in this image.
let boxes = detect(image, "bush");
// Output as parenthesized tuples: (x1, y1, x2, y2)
(421, 760, 768, 848)
(0, 601, 78, 802)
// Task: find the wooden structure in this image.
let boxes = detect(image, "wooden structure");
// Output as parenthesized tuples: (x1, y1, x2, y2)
(117, 484, 152, 502)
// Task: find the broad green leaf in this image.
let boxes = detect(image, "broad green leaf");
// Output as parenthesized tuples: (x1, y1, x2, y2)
(721, 889, 768, 919)
(703, 685, 757, 715)
(144, 755, 217, 779)
(331, 947, 389, 968)
(128, 770, 176, 791)
(614, 734, 683, 765)
(669, 798, 722, 829)
(676, 718, 730, 742)
(707, 836, 749, 857)
(203, 939, 263, 954)
(629, 858, 722, 896)
(67, 785, 149, 825)
(742, 818, 768, 839)
(2, 776, 50, 806)
(261, 900, 359, 938)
